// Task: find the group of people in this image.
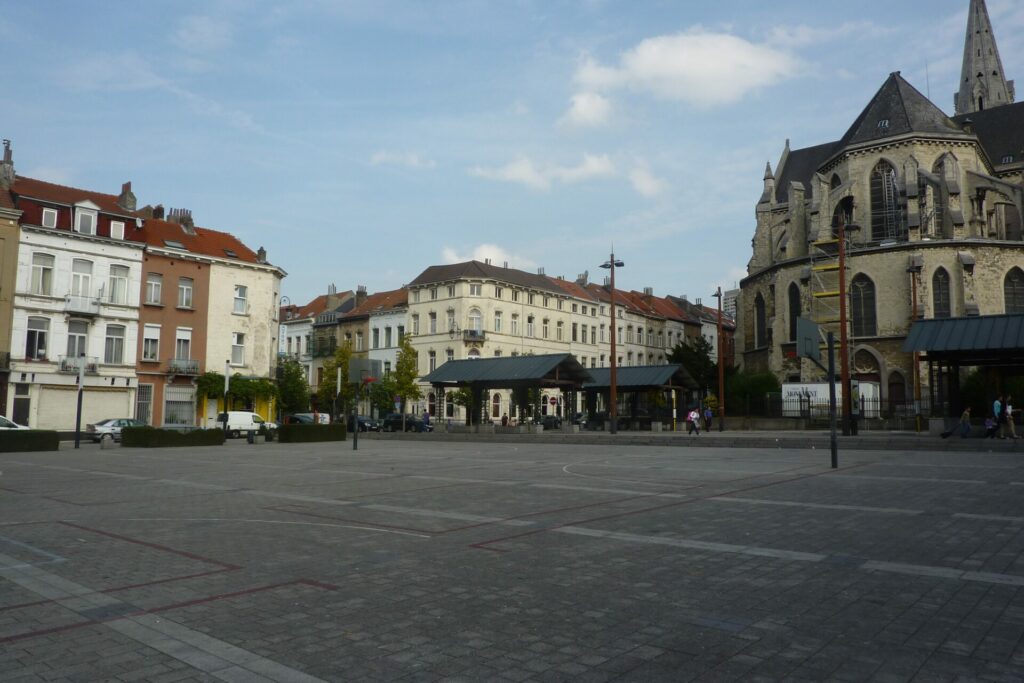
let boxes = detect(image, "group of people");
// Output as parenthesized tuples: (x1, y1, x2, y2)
(948, 394, 1017, 439)
(685, 406, 714, 435)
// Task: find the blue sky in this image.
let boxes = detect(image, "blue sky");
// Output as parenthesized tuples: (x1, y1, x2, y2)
(3, 0, 1022, 306)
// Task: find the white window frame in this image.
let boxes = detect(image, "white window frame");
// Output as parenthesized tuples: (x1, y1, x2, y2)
(494, 311, 502, 332)
(108, 264, 130, 304)
(145, 273, 162, 305)
(104, 324, 126, 364)
(175, 327, 192, 360)
(71, 259, 93, 298)
(75, 209, 97, 235)
(26, 317, 49, 360)
(31, 253, 54, 296)
(110, 220, 125, 240)
(470, 284, 482, 296)
(67, 320, 88, 358)
(429, 312, 437, 334)
(41, 207, 58, 229)
(178, 277, 194, 308)
(231, 332, 245, 366)
(233, 285, 248, 314)
(142, 324, 161, 361)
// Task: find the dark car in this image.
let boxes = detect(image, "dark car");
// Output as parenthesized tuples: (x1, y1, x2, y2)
(381, 413, 433, 432)
(347, 415, 381, 432)
(535, 414, 562, 430)
(283, 413, 330, 425)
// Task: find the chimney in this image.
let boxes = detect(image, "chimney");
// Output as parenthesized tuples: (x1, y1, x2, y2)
(117, 181, 137, 211)
(603, 276, 610, 287)
(485, 258, 491, 265)
(356, 285, 368, 306)
(256, 246, 267, 264)
(153, 204, 165, 220)
(168, 207, 195, 235)
(643, 286, 653, 296)
(503, 261, 508, 269)
(537, 267, 545, 276)
(0, 139, 14, 190)
(695, 297, 702, 306)
(576, 270, 589, 286)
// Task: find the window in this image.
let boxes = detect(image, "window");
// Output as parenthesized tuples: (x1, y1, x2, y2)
(105, 325, 126, 364)
(542, 319, 549, 339)
(446, 309, 456, 332)
(494, 311, 502, 332)
(526, 315, 535, 337)
(528, 293, 535, 305)
(412, 315, 420, 335)
(384, 361, 391, 375)
(556, 321, 563, 341)
(495, 286, 503, 299)
(511, 314, 519, 335)
(41, 207, 57, 228)
(31, 253, 54, 295)
(164, 385, 196, 426)
(356, 331, 364, 351)
(428, 350, 437, 372)
(430, 287, 438, 300)
(75, 209, 96, 235)
(932, 268, 951, 319)
(870, 160, 906, 241)
(544, 297, 550, 308)
(1002, 155, 1015, 164)
(468, 308, 482, 331)
(469, 284, 482, 296)
(446, 348, 454, 363)
(108, 265, 129, 304)
(512, 290, 520, 303)
(754, 293, 767, 347)
(494, 350, 501, 357)
(135, 384, 153, 425)
(110, 221, 125, 240)
(145, 273, 163, 304)
(413, 290, 421, 303)
(231, 332, 245, 365)
(178, 277, 193, 308)
(572, 323, 578, 342)
(851, 274, 877, 337)
(143, 324, 160, 361)
(71, 259, 93, 298)
(617, 326, 623, 344)
(1006, 268, 1024, 314)
(788, 283, 801, 342)
(385, 327, 392, 347)
(372, 328, 380, 349)
(175, 328, 192, 360)
(627, 326, 633, 343)
(233, 285, 248, 314)
(429, 312, 437, 334)
(492, 394, 501, 419)
(67, 320, 88, 358)
(447, 285, 455, 297)
(164, 239, 187, 250)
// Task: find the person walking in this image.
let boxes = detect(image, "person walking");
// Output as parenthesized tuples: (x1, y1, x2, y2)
(995, 395, 1007, 439)
(959, 406, 972, 438)
(1007, 396, 1018, 439)
(703, 405, 713, 431)
(687, 408, 701, 435)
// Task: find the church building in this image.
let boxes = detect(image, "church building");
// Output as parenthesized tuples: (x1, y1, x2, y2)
(736, 0, 1023, 411)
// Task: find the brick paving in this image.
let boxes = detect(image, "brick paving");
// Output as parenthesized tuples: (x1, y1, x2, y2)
(2, 438, 1024, 681)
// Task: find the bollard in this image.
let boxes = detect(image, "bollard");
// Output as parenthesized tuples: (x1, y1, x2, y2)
(247, 430, 255, 444)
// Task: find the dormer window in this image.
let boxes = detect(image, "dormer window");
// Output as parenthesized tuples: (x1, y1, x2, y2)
(41, 207, 58, 228)
(75, 209, 97, 235)
(876, 119, 890, 131)
(1001, 155, 1015, 164)
(110, 221, 125, 240)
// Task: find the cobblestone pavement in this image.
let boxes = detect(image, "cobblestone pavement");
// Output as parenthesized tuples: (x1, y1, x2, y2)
(3, 439, 1024, 681)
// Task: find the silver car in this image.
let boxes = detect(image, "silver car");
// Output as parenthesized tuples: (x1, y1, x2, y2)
(87, 418, 146, 442)
(0, 415, 29, 430)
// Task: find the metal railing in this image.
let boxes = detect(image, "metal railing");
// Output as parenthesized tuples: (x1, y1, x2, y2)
(64, 295, 101, 316)
(168, 358, 200, 375)
(463, 329, 486, 342)
(58, 355, 99, 374)
(736, 394, 935, 420)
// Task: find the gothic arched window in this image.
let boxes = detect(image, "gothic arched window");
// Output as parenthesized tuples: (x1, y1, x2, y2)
(1006, 267, 1024, 314)
(933, 268, 951, 319)
(851, 274, 877, 337)
(870, 160, 905, 242)
(788, 283, 801, 342)
(754, 293, 767, 347)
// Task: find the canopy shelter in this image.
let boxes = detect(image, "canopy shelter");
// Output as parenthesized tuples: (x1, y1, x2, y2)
(902, 314, 1024, 416)
(581, 364, 699, 430)
(421, 353, 592, 426)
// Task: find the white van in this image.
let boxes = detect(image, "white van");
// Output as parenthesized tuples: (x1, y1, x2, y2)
(213, 411, 276, 438)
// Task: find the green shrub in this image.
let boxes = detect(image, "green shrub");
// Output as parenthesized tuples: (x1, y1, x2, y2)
(277, 423, 347, 443)
(121, 427, 225, 448)
(0, 430, 60, 452)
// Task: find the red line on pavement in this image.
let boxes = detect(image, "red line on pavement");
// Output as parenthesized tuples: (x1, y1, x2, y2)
(0, 620, 93, 644)
(266, 505, 435, 534)
(58, 521, 240, 569)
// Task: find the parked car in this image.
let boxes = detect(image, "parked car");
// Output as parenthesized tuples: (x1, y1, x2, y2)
(535, 414, 562, 430)
(214, 411, 277, 438)
(347, 415, 381, 432)
(381, 413, 433, 432)
(87, 418, 146, 442)
(570, 412, 588, 428)
(283, 413, 330, 425)
(0, 415, 29, 430)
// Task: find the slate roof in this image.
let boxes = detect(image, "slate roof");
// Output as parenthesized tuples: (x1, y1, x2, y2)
(409, 260, 565, 295)
(902, 314, 1024, 361)
(953, 101, 1024, 168)
(775, 141, 837, 203)
(421, 353, 592, 386)
(583, 364, 697, 390)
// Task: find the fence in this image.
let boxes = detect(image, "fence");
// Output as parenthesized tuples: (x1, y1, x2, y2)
(737, 394, 936, 420)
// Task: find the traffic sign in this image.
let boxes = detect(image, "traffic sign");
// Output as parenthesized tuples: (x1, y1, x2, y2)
(549, 397, 557, 405)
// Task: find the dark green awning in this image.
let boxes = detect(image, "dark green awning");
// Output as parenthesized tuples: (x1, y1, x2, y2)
(583, 364, 698, 390)
(421, 353, 592, 389)
(902, 314, 1024, 362)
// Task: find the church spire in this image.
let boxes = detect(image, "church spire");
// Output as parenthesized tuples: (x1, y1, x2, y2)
(954, 0, 1015, 115)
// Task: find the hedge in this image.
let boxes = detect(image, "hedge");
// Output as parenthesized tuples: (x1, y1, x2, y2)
(121, 427, 226, 448)
(277, 423, 347, 443)
(0, 430, 60, 452)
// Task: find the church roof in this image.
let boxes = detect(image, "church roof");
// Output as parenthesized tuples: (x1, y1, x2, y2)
(953, 101, 1024, 168)
(835, 72, 965, 150)
(775, 140, 837, 204)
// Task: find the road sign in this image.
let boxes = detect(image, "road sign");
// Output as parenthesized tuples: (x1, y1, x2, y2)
(549, 397, 557, 405)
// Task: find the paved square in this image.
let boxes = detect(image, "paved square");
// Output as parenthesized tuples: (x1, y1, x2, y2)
(2, 438, 1024, 681)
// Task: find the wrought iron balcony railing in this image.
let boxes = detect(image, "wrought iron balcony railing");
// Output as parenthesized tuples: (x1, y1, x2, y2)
(168, 358, 200, 375)
(58, 355, 99, 374)
(463, 329, 486, 342)
(64, 295, 101, 316)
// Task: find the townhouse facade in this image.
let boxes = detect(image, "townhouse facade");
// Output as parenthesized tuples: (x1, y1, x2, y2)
(0, 142, 20, 416)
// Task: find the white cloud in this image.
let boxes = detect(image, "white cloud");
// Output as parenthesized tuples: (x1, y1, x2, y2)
(575, 30, 801, 107)
(370, 150, 437, 169)
(441, 244, 537, 271)
(560, 91, 611, 127)
(470, 154, 614, 191)
(175, 15, 233, 53)
(629, 165, 668, 197)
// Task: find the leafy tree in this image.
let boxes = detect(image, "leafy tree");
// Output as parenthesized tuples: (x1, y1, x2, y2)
(197, 371, 277, 408)
(725, 369, 781, 415)
(668, 336, 716, 395)
(316, 341, 354, 418)
(277, 358, 310, 415)
(450, 387, 475, 424)
(392, 335, 422, 428)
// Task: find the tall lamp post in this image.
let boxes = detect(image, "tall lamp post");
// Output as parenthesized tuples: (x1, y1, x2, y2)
(712, 286, 725, 432)
(600, 251, 624, 435)
(833, 212, 859, 436)
(222, 360, 230, 436)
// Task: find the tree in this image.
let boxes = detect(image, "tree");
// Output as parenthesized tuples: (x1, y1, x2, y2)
(316, 341, 354, 418)
(368, 374, 398, 416)
(277, 358, 310, 415)
(668, 336, 716, 395)
(392, 334, 422, 429)
(450, 387, 475, 424)
(197, 371, 277, 408)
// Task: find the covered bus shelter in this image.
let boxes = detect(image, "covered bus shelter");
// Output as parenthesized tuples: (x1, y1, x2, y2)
(582, 364, 698, 431)
(902, 313, 1024, 417)
(421, 353, 592, 428)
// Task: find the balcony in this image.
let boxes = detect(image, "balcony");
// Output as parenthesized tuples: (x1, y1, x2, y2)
(64, 295, 101, 316)
(58, 355, 99, 374)
(463, 329, 486, 343)
(167, 358, 200, 375)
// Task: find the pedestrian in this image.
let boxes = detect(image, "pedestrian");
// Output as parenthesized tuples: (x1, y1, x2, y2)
(958, 406, 971, 438)
(995, 394, 1008, 439)
(687, 407, 701, 435)
(703, 405, 713, 431)
(501, 413, 508, 427)
(1007, 395, 1018, 439)
(985, 416, 999, 439)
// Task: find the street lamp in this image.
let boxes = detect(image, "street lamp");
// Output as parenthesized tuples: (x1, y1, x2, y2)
(600, 251, 624, 435)
(223, 360, 230, 436)
(712, 286, 725, 432)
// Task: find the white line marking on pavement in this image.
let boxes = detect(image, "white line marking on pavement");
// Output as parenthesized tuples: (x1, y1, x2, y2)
(363, 504, 534, 526)
(121, 517, 430, 538)
(710, 496, 922, 515)
(953, 512, 1024, 523)
(830, 474, 986, 485)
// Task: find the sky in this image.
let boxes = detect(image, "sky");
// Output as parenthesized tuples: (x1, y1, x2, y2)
(2, 0, 1022, 307)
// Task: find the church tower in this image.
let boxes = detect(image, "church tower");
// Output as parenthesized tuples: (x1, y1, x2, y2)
(954, 0, 1015, 115)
